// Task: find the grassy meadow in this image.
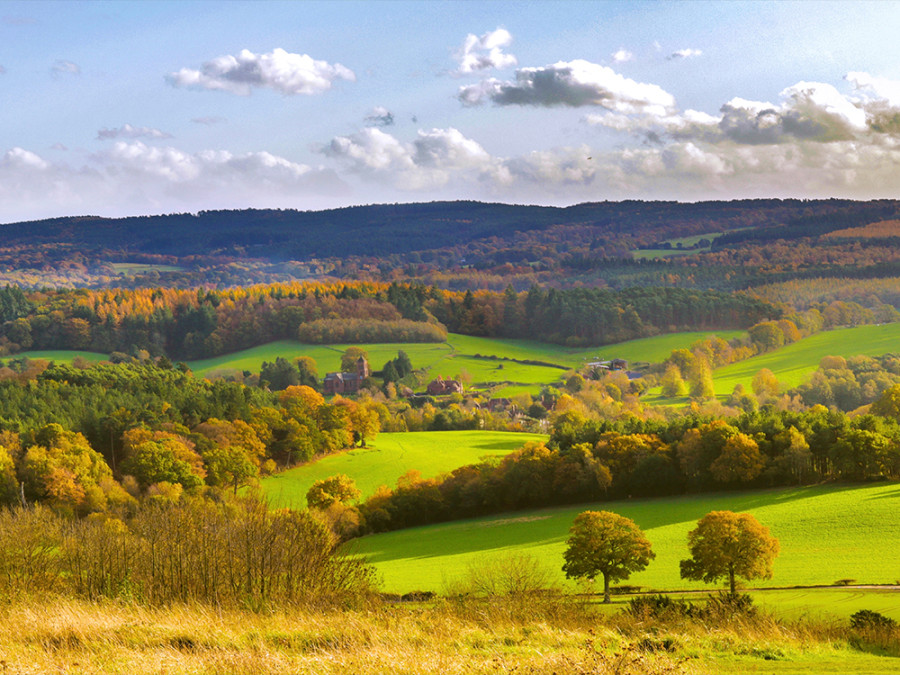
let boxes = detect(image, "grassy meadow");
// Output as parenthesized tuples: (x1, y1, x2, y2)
(11, 349, 109, 364)
(712, 323, 900, 395)
(262, 430, 546, 507)
(356, 482, 900, 598)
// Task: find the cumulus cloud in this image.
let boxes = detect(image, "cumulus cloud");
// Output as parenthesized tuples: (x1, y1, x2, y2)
(322, 127, 506, 190)
(364, 106, 394, 127)
(0, 142, 348, 222)
(668, 48, 702, 60)
(611, 49, 633, 64)
(585, 79, 872, 147)
(317, 71, 900, 204)
(454, 28, 517, 74)
(97, 124, 173, 141)
(51, 60, 80, 77)
(167, 48, 355, 96)
(458, 59, 676, 114)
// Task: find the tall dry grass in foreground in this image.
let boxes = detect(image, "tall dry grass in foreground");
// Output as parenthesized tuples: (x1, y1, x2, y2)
(0, 595, 682, 675)
(0, 593, 893, 675)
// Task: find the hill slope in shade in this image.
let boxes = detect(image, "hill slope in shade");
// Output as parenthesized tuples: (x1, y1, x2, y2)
(355, 482, 900, 595)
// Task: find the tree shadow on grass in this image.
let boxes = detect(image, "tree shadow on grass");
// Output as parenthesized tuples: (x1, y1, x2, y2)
(357, 482, 895, 563)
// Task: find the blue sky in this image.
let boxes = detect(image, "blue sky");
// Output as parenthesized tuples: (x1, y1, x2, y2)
(2, 0, 900, 221)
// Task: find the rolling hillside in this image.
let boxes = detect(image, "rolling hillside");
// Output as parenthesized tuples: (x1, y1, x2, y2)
(261, 430, 546, 508)
(355, 482, 900, 595)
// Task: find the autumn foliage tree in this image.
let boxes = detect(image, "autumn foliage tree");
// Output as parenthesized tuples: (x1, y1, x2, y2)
(562, 510, 655, 602)
(680, 510, 779, 595)
(306, 474, 361, 510)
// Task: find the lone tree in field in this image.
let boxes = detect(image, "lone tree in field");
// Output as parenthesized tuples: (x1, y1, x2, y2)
(306, 474, 361, 510)
(562, 510, 655, 603)
(680, 510, 779, 595)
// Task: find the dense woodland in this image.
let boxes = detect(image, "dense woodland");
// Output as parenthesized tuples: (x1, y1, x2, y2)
(0, 281, 779, 357)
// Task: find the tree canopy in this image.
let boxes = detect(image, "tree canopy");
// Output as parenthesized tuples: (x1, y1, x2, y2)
(561, 510, 655, 602)
(680, 510, 779, 595)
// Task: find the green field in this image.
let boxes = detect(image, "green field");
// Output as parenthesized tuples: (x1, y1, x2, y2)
(631, 232, 726, 260)
(355, 482, 900, 599)
(712, 323, 900, 395)
(189, 331, 744, 396)
(262, 430, 546, 508)
(10, 350, 109, 365)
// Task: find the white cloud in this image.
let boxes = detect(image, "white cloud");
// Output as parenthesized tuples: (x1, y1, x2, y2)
(454, 28, 517, 74)
(668, 48, 702, 60)
(611, 49, 633, 64)
(51, 60, 80, 77)
(3, 147, 49, 171)
(364, 106, 395, 127)
(585, 79, 870, 147)
(0, 142, 348, 222)
(458, 59, 676, 114)
(322, 127, 503, 190)
(97, 124, 173, 141)
(166, 48, 355, 96)
(846, 71, 900, 107)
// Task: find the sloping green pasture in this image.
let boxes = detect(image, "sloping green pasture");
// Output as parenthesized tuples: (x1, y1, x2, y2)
(262, 430, 546, 508)
(188, 341, 453, 377)
(355, 482, 900, 599)
(712, 323, 900, 396)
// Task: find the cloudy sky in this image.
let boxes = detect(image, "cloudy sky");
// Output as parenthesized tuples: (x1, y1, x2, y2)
(3, 0, 900, 222)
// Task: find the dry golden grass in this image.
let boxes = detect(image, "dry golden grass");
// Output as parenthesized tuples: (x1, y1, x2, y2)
(0, 594, 892, 675)
(0, 595, 690, 675)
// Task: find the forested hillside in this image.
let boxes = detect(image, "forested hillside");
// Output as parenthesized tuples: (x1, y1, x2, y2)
(5, 199, 900, 293)
(0, 282, 777, 358)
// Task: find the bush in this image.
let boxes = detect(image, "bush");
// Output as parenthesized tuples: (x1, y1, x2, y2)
(626, 594, 695, 620)
(851, 609, 897, 630)
(701, 592, 757, 620)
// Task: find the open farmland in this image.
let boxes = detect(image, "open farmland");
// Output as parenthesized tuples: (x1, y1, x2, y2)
(356, 482, 900, 597)
(262, 430, 546, 507)
(188, 330, 745, 396)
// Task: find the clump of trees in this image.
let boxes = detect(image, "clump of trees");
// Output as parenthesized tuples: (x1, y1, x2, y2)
(0, 359, 388, 515)
(0, 496, 375, 607)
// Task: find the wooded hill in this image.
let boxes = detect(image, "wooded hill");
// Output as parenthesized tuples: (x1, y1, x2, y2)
(4, 199, 900, 291)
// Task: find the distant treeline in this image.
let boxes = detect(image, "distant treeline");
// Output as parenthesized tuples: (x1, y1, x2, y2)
(0, 281, 781, 358)
(7, 199, 897, 261)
